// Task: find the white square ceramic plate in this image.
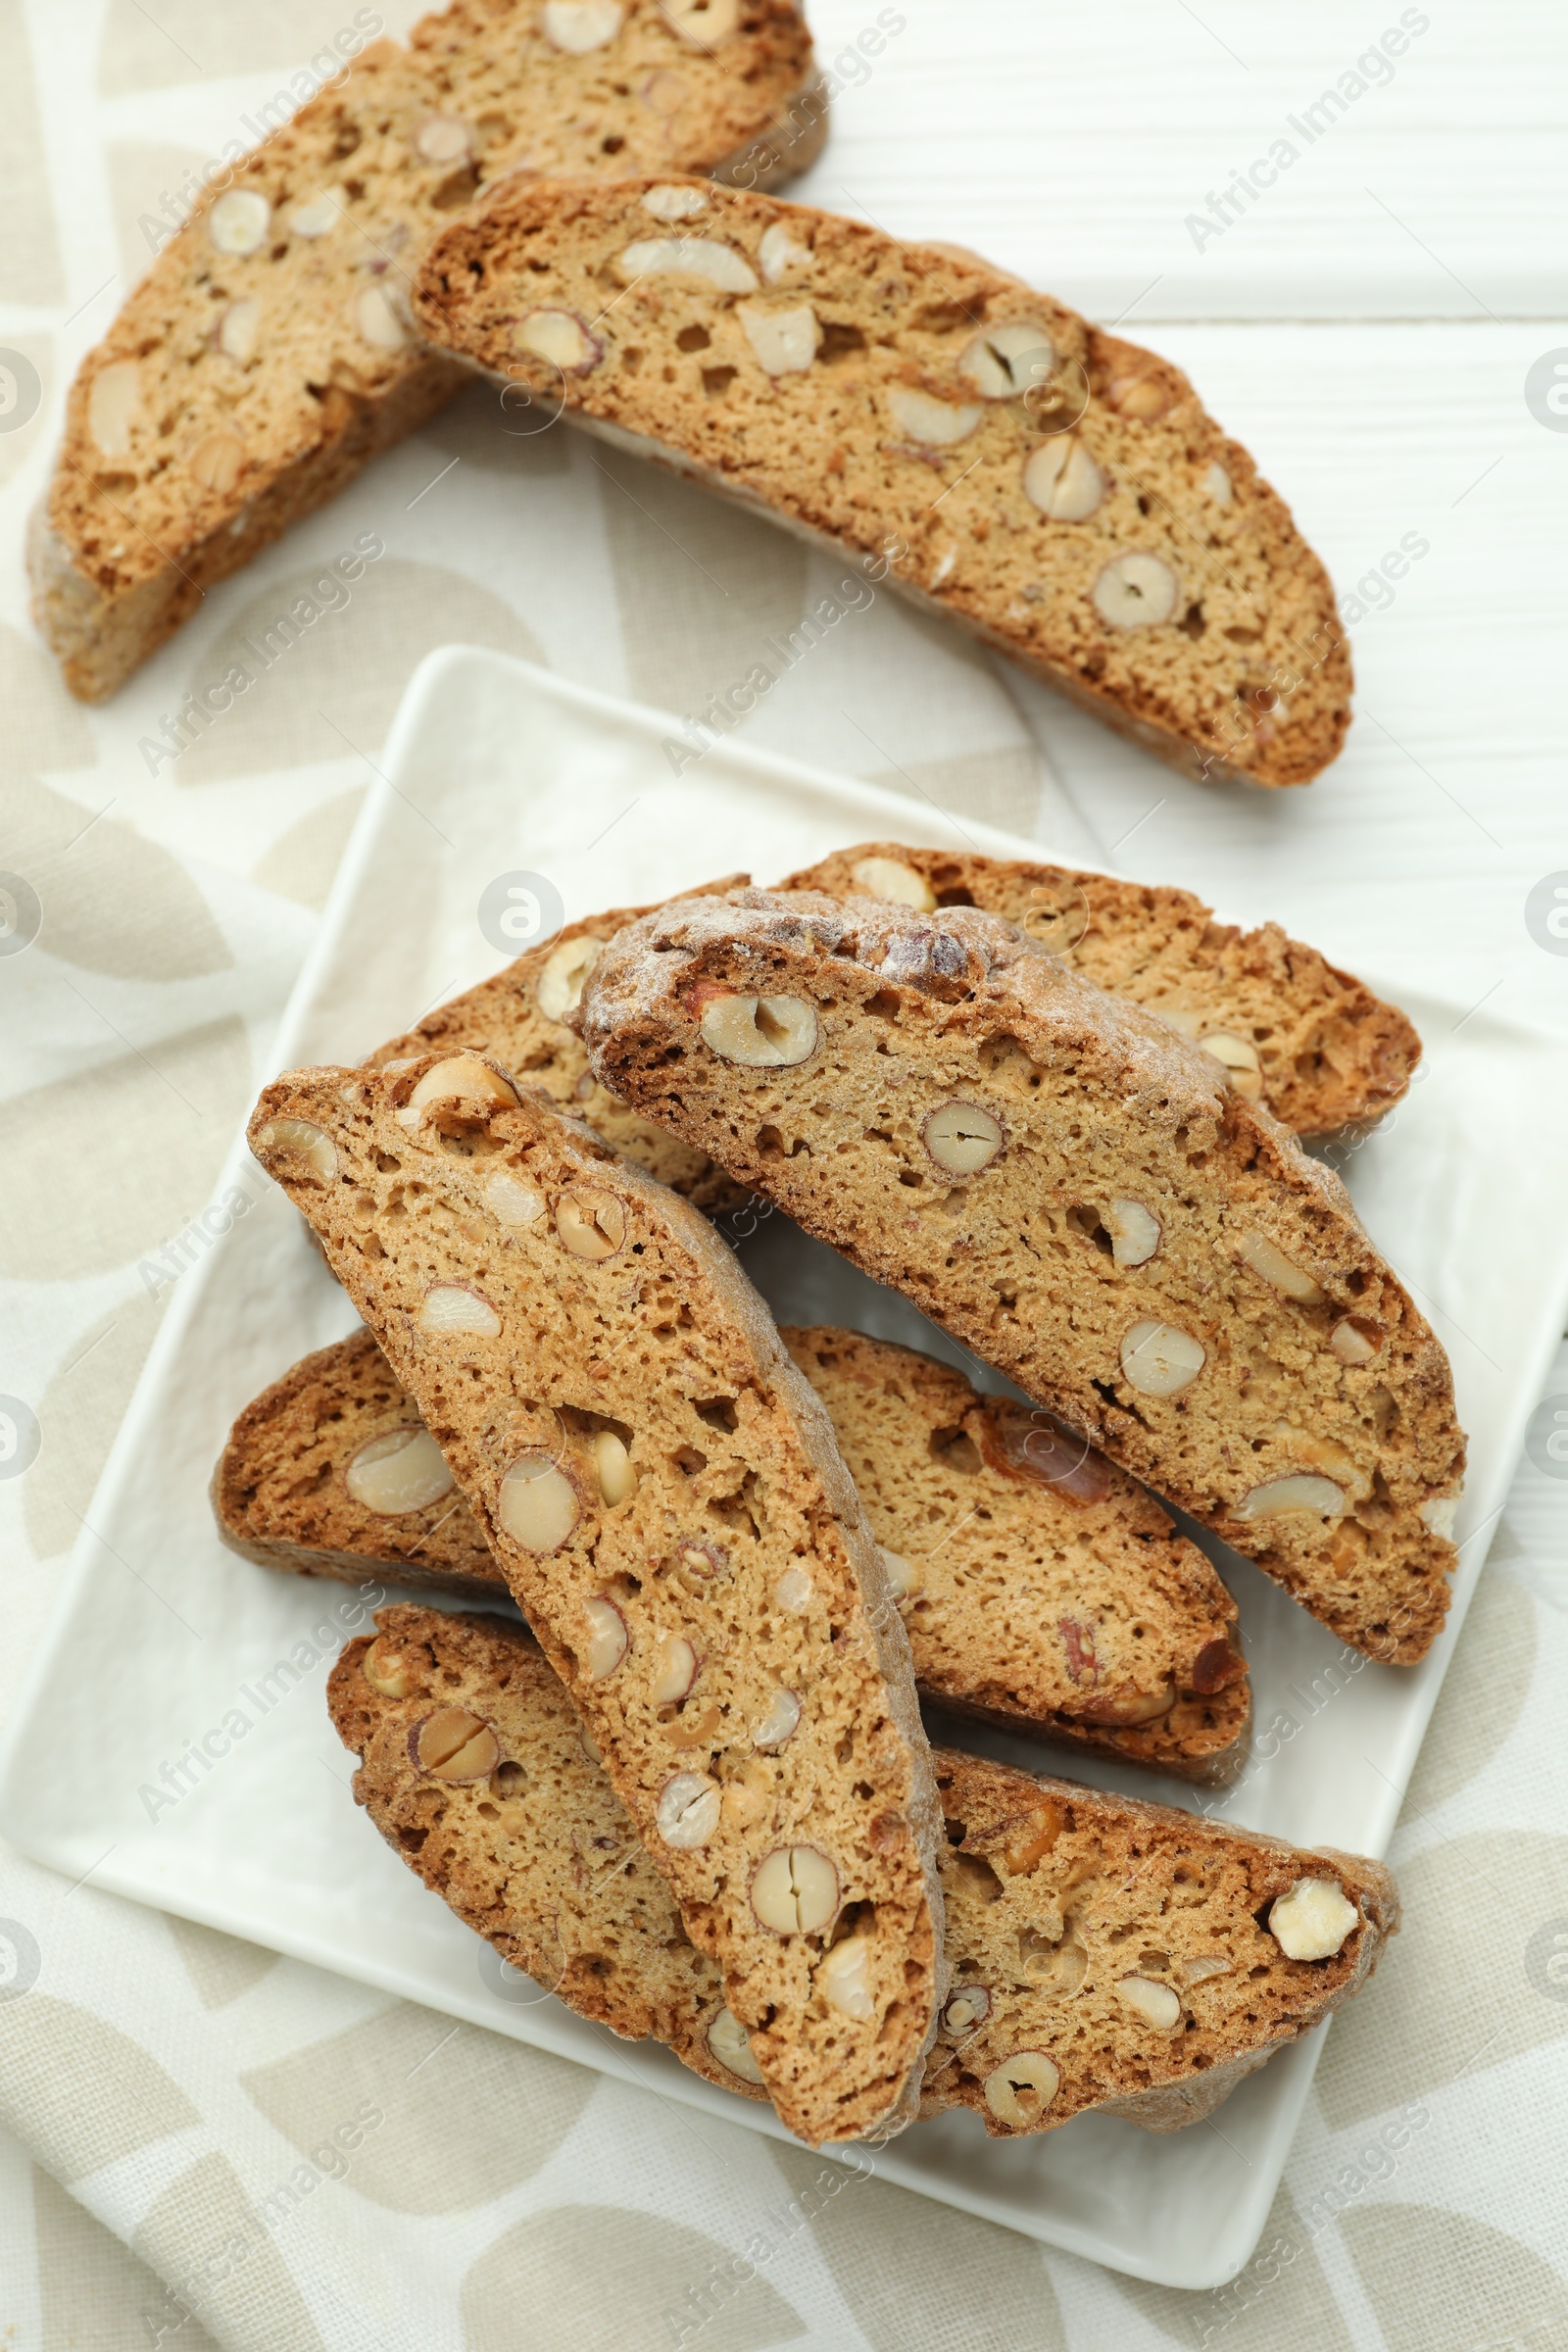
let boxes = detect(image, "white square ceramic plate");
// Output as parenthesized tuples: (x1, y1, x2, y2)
(5, 648, 1566, 2288)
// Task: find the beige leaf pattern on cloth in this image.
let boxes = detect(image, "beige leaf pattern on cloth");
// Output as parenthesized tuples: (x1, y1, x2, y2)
(597, 440, 811, 717)
(0, 341, 52, 497)
(106, 141, 209, 295)
(0, 625, 98, 773)
(1316, 1828, 1568, 2130)
(249, 790, 367, 911)
(462, 2204, 807, 2352)
(24, 1293, 166, 1561)
(167, 1917, 282, 2013)
(1402, 1565, 1537, 1814)
(97, 0, 360, 94)
(1343, 2201, 1568, 2352)
(0, 1015, 253, 1283)
(169, 563, 543, 784)
(240, 2003, 596, 2213)
(33, 2163, 225, 2352)
(0, 1997, 200, 2181)
(769, 2140, 1067, 2352)
(8, 770, 233, 980)
(131, 2152, 329, 2352)
(1111, 2184, 1359, 2352)
(0, 3, 64, 302)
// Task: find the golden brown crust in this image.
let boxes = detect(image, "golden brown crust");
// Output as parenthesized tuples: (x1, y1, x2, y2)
(252, 1059, 944, 2144)
(414, 176, 1352, 788)
(784, 845, 1420, 1138)
(782, 1326, 1248, 1778)
(214, 1322, 1250, 1776)
(212, 1327, 509, 1600)
(929, 1747, 1399, 2136)
(329, 1603, 1398, 2137)
(36, 5, 822, 701)
(368, 900, 746, 1209)
(581, 889, 1466, 1660)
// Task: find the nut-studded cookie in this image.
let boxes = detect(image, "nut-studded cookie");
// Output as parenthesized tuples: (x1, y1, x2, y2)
(786, 844, 1421, 1138)
(250, 1055, 944, 2146)
(332, 1604, 1399, 2139)
(368, 894, 745, 1209)
(33, 5, 823, 702)
(368, 859, 1417, 1155)
(579, 888, 1466, 1661)
(216, 1323, 1250, 1778)
(414, 176, 1352, 788)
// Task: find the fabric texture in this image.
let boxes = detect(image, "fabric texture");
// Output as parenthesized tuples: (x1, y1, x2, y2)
(2, 5, 1566, 2348)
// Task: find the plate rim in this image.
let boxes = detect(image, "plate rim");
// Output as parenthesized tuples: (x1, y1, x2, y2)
(4, 640, 1564, 2290)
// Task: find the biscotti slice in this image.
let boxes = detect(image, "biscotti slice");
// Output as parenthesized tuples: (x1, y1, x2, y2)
(216, 1323, 1249, 1777)
(213, 1327, 509, 1602)
(330, 1603, 1399, 2137)
(922, 1744, 1397, 2136)
(781, 1327, 1247, 1777)
(786, 845, 1420, 1138)
(34, 5, 822, 702)
(370, 861, 1414, 1158)
(580, 889, 1466, 1661)
(368, 896, 740, 1209)
(414, 176, 1350, 788)
(330, 1605, 736, 2081)
(249, 1054, 944, 2144)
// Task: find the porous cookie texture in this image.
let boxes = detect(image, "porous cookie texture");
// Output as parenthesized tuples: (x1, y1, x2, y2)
(330, 1607, 734, 2077)
(34, 4, 822, 703)
(368, 897, 743, 1209)
(787, 844, 1420, 1138)
(783, 1327, 1248, 1778)
(215, 1323, 1249, 1775)
(331, 1604, 1399, 2137)
(924, 1746, 1397, 2136)
(249, 1056, 944, 2145)
(580, 889, 1466, 1662)
(213, 1327, 509, 1601)
(414, 176, 1351, 787)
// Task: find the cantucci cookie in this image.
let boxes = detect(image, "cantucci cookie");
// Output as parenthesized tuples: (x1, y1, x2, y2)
(213, 1328, 505, 1601)
(330, 1604, 1399, 2136)
(784, 1327, 1247, 1776)
(414, 177, 1351, 787)
(579, 889, 1466, 1662)
(368, 897, 743, 1208)
(32, 5, 822, 703)
(786, 844, 1420, 1138)
(216, 1324, 1249, 1777)
(249, 1054, 944, 2145)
